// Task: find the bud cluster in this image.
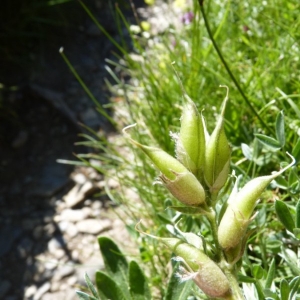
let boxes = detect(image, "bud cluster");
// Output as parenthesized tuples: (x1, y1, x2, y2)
(124, 86, 294, 299)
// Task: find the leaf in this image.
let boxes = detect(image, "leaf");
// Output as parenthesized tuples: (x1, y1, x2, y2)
(287, 167, 300, 195)
(275, 111, 285, 147)
(274, 176, 288, 190)
(275, 200, 295, 233)
(280, 247, 300, 276)
(296, 200, 300, 228)
(292, 138, 300, 164)
(76, 291, 99, 300)
(96, 271, 128, 300)
(289, 276, 300, 299)
(241, 143, 253, 161)
(84, 273, 99, 299)
(252, 264, 265, 280)
(164, 263, 193, 300)
(280, 279, 289, 300)
(255, 134, 281, 151)
(265, 258, 276, 289)
(129, 261, 151, 300)
(98, 237, 130, 298)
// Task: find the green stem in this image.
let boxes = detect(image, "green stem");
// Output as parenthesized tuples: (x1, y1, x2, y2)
(224, 268, 245, 300)
(206, 208, 223, 261)
(198, 1, 272, 135)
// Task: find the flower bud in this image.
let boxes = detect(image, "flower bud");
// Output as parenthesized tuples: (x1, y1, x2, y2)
(123, 124, 206, 206)
(218, 156, 295, 251)
(176, 97, 206, 180)
(204, 87, 231, 196)
(161, 238, 231, 298)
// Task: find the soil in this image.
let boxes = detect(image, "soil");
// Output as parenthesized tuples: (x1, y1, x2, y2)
(0, 0, 145, 298)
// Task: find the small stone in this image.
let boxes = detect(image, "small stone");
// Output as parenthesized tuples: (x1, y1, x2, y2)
(67, 275, 77, 286)
(92, 200, 102, 210)
(53, 248, 65, 259)
(50, 281, 60, 292)
(59, 209, 88, 222)
(76, 219, 112, 235)
(25, 285, 37, 298)
(53, 265, 75, 280)
(48, 237, 62, 253)
(63, 181, 96, 207)
(73, 173, 87, 184)
(45, 259, 58, 270)
(33, 282, 51, 300)
(44, 223, 56, 236)
(0, 280, 11, 298)
(58, 221, 70, 232)
(66, 223, 78, 238)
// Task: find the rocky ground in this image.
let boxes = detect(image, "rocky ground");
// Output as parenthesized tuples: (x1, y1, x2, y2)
(0, 1, 140, 299)
(0, 0, 187, 298)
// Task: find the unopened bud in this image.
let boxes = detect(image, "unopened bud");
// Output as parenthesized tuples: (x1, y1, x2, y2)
(204, 87, 231, 197)
(176, 97, 206, 180)
(161, 238, 231, 298)
(218, 155, 295, 251)
(123, 125, 205, 206)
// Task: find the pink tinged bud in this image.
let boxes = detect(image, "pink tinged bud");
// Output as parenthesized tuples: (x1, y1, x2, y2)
(161, 171, 205, 206)
(204, 87, 231, 195)
(176, 98, 206, 180)
(123, 124, 205, 206)
(161, 238, 231, 298)
(218, 155, 295, 250)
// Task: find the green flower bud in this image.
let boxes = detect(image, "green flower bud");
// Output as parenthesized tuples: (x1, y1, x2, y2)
(204, 86, 231, 197)
(218, 156, 295, 250)
(161, 238, 231, 298)
(123, 124, 206, 206)
(176, 97, 206, 180)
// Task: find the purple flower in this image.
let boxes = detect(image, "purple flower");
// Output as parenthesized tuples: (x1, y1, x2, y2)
(181, 11, 194, 25)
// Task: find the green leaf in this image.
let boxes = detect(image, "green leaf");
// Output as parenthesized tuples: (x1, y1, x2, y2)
(241, 143, 253, 161)
(295, 200, 300, 228)
(275, 111, 285, 147)
(129, 260, 151, 300)
(96, 271, 128, 300)
(84, 273, 99, 299)
(280, 279, 290, 300)
(164, 263, 193, 300)
(288, 167, 299, 188)
(274, 176, 288, 189)
(238, 274, 257, 283)
(289, 276, 300, 299)
(265, 258, 276, 289)
(76, 291, 99, 300)
(292, 138, 300, 164)
(280, 247, 300, 276)
(263, 289, 278, 299)
(255, 134, 281, 151)
(255, 134, 280, 150)
(275, 200, 295, 233)
(252, 264, 265, 280)
(98, 237, 130, 298)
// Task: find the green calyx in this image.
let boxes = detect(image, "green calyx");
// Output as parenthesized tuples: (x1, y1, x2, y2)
(123, 124, 206, 206)
(204, 86, 231, 196)
(176, 97, 206, 180)
(159, 237, 231, 298)
(218, 154, 295, 251)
